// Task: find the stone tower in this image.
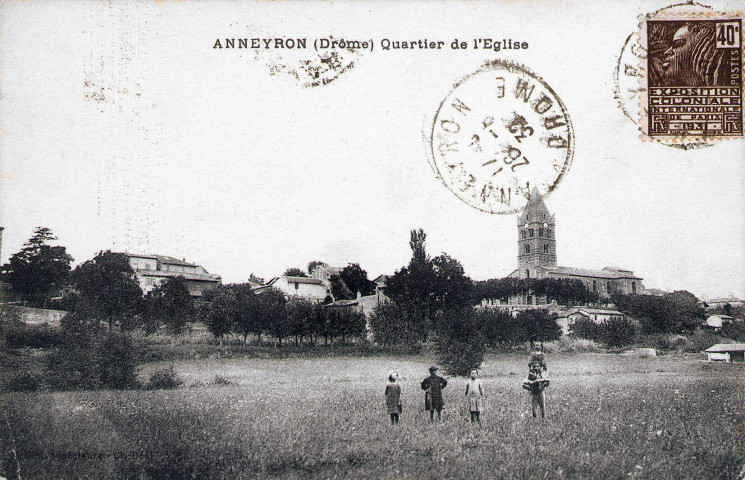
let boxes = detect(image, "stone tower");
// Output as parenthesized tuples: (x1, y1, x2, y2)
(517, 188, 556, 278)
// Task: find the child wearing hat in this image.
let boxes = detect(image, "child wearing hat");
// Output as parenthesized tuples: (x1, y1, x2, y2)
(384, 371, 402, 425)
(421, 365, 448, 422)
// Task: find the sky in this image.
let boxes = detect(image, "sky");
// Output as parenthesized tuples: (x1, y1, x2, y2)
(0, 0, 743, 300)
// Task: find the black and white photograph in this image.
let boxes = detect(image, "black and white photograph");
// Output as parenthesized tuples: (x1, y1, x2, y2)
(1, 1, 744, 478)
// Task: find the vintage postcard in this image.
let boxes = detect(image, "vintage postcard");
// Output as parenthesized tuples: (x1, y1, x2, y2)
(1, 1, 744, 479)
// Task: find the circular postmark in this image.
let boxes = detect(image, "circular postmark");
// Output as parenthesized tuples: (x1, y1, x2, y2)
(430, 60, 574, 215)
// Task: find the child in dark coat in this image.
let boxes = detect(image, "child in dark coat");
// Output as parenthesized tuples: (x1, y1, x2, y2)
(385, 372, 402, 424)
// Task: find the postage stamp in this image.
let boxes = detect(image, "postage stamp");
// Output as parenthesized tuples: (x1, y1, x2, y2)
(638, 8, 744, 141)
(429, 60, 574, 215)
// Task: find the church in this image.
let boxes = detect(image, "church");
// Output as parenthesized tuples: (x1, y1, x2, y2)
(507, 188, 643, 301)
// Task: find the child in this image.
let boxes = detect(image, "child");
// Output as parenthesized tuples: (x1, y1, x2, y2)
(465, 369, 486, 424)
(385, 371, 402, 425)
(522, 368, 550, 418)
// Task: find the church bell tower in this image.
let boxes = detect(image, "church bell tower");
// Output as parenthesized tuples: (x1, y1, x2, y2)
(517, 188, 556, 279)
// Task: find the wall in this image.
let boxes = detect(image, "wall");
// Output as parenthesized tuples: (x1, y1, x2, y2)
(4, 305, 67, 326)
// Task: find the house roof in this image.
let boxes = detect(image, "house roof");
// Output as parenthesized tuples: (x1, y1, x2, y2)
(547, 266, 642, 280)
(138, 271, 220, 282)
(283, 276, 325, 285)
(708, 314, 736, 320)
(153, 255, 197, 267)
(707, 297, 745, 304)
(705, 344, 745, 353)
(123, 252, 200, 268)
(326, 299, 359, 307)
(560, 307, 624, 317)
(373, 274, 390, 284)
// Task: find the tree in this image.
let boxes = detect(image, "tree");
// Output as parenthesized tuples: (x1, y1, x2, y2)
(286, 298, 314, 345)
(330, 275, 355, 301)
(516, 309, 561, 343)
(1, 227, 73, 306)
(434, 307, 486, 376)
(598, 317, 637, 347)
(431, 254, 475, 311)
(368, 302, 428, 348)
(382, 229, 475, 343)
(232, 285, 263, 344)
(284, 268, 307, 277)
(339, 263, 375, 297)
(258, 288, 289, 346)
(612, 292, 705, 334)
(473, 308, 520, 346)
(144, 277, 194, 345)
(203, 287, 235, 347)
(71, 251, 142, 331)
(326, 307, 367, 344)
(307, 261, 325, 276)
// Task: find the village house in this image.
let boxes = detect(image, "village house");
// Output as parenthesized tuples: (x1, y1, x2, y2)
(310, 264, 344, 284)
(555, 307, 627, 336)
(702, 297, 745, 310)
(122, 253, 221, 297)
(705, 343, 745, 362)
(266, 275, 329, 302)
(325, 290, 391, 316)
(506, 188, 644, 305)
(705, 314, 736, 330)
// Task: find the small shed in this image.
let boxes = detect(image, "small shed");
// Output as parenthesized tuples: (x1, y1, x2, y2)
(705, 315, 735, 330)
(705, 344, 745, 363)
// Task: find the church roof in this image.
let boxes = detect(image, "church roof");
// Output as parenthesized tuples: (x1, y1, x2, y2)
(547, 266, 642, 280)
(518, 188, 553, 224)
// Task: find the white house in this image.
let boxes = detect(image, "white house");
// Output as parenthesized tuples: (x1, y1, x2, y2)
(122, 253, 221, 297)
(705, 344, 745, 362)
(555, 307, 626, 335)
(705, 314, 736, 330)
(267, 275, 329, 302)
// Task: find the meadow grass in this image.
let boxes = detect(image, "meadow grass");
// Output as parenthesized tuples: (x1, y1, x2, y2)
(2, 353, 744, 479)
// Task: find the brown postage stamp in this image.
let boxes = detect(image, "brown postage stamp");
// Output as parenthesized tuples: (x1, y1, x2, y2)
(640, 9, 743, 141)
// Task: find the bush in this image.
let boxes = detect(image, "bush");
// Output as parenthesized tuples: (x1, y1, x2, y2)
(47, 325, 139, 391)
(598, 317, 638, 347)
(436, 335, 485, 377)
(722, 321, 745, 341)
(569, 318, 602, 340)
(3, 320, 61, 349)
(4, 373, 41, 392)
(434, 308, 486, 376)
(213, 375, 233, 386)
(543, 337, 602, 353)
(147, 366, 183, 390)
(687, 328, 724, 353)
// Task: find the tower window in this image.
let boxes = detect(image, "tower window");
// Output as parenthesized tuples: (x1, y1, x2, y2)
(526, 270, 530, 279)
(547, 229, 552, 238)
(607, 282, 611, 293)
(529, 228, 534, 237)
(543, 244, 549, 253)
(539, 228, 544, 237)
(524, 244, 531, 254)
(632, 282, 636, 294)
(593, 280, 597, 292)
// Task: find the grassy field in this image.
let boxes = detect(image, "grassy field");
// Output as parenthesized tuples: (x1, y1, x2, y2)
(2, 353, 744, 479)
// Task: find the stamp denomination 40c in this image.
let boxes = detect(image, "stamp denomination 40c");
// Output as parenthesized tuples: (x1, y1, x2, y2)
(430, 60, 574, 215)
(640, 9, 744, 141)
